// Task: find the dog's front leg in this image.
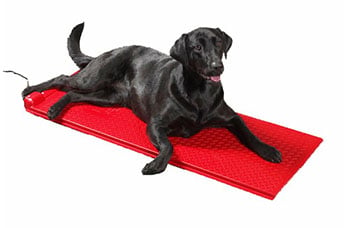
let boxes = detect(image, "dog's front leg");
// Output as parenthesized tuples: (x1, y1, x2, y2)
(142, 123, 173, 175)
(217, 104, 282, 163)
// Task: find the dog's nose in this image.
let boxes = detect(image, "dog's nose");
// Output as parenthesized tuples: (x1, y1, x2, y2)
(211, 61, 224, 71)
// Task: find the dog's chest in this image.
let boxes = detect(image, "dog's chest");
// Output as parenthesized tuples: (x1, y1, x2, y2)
(167, 105, 218, 138)
(191, 85, 223, 123)
(170, 91, 222, 136)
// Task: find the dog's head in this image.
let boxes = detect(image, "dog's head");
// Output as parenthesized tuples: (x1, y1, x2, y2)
(170, 27, 232, 82)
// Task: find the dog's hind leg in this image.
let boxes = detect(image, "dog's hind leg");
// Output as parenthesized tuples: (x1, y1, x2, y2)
(47, 90, 123, 120)
(142, 123, 173, 175)
(22, 74, 72, 98)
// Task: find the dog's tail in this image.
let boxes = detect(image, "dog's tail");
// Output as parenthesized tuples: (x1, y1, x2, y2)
(67, 22, 94, 69)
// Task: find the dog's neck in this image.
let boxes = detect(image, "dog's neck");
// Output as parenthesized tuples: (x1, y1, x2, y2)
(171, 66, 224, 114)
(182, 66, 222, 92)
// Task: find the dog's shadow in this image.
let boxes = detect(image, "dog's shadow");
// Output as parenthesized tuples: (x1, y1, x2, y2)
(169, 128, 244, 151)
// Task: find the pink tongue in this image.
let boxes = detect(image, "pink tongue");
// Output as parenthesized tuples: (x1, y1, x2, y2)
(210, 76, 221, 82)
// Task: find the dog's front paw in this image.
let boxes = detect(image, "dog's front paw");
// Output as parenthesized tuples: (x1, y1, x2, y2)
(255, 143, 282, 163)
(142, 157, 168, 175)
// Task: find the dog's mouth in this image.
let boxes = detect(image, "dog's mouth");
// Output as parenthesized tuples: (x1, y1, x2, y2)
(201, 75, 221, 82)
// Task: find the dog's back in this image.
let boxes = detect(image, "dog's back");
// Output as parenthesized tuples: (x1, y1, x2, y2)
(67, 25, 184, 123)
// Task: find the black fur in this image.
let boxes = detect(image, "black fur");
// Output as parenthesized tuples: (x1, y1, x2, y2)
(22, 23, 282, 174)
(67, 23, 93, 68)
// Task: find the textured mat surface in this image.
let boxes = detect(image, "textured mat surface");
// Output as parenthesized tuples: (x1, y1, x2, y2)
(24, 89, 322, 199)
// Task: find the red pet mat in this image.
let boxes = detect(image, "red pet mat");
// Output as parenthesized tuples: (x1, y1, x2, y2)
(24, 89, 322, 200)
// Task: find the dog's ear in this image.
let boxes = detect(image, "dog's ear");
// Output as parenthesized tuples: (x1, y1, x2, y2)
(216, 28, 232, 59)
(170, 34, 189, 65)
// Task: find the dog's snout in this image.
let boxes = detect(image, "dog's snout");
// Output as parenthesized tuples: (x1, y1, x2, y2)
(211, 61, 224, 72)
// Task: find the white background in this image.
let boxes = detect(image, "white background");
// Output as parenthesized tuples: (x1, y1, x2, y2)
(0, 0, 347, 227)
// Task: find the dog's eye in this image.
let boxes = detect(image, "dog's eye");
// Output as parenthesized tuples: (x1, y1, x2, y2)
(194, 45, 202, 51)
(215, 40, 223, 47)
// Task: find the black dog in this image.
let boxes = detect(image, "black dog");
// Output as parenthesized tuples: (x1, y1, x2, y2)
(22, 23, 281, 174)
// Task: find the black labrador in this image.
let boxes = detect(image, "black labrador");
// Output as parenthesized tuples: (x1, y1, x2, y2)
(22, 23, 282, 175)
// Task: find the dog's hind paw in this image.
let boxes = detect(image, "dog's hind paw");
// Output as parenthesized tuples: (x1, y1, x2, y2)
(22, 86, 34, 99)
(47, 103, 63, 120)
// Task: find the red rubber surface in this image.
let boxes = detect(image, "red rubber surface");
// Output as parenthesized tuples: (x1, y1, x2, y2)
(24, 89, 322, 200)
